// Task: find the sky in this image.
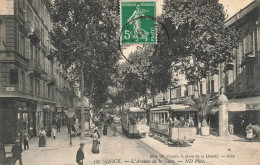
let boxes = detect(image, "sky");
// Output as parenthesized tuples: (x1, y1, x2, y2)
(121, 0, 255, 59)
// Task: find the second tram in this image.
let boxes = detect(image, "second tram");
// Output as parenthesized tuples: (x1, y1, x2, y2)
(121, 107, 149, 138)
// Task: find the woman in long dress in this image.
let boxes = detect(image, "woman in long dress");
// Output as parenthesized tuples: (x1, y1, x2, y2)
(39, 127, 46, 147)
(90, 128, 100, 154)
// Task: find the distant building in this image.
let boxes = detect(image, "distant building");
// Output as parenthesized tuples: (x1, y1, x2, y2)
(0, 0, 77, 143)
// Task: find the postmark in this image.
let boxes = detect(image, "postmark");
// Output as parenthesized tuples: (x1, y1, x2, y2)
(121, 0, 157, 44)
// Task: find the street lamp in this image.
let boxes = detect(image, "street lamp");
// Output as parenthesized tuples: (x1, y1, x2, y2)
(65, 108, 75, 145)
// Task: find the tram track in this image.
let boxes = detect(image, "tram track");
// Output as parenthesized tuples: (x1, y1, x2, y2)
(117, 127, 233, 165)
(117, 128, 180, 165)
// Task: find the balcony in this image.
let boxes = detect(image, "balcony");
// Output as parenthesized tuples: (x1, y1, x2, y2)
(28, 61, 43, 76)
(241, 54, 255, 66)
(47, 73, 56, 86)
(210, 68, 219, 75)
(25, 21, 40, 44)
(224, 63, 234, 72)
(40, 41, 47, 54)
(18, 7, 26, 22)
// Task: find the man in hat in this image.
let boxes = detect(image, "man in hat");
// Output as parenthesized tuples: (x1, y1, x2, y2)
(11, 139, 23, 165)
(76, 142, 85, 165)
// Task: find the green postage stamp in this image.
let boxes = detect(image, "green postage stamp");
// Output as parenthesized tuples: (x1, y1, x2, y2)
(121, 0, 156, 44)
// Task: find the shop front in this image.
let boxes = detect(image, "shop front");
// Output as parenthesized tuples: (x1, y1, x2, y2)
(42, 104, 55, 129)
(0, 98, 30, 143)
(228, 97, 260, 136)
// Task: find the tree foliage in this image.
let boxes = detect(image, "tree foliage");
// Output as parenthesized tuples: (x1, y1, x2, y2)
(50, 0, 120, 110)
(162, 0, 240, 83)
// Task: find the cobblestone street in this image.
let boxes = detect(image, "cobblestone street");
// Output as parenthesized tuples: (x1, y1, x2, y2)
(14, 126, 260, 165)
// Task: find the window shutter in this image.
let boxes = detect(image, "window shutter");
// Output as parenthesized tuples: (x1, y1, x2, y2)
(202, 78, 206, 94)
(25, 74, 28, 93)
(188, 85, 194, 96)
(18, 69, 22, 91)
(25, 38, 30, 59)
(214, 74, 219, 93)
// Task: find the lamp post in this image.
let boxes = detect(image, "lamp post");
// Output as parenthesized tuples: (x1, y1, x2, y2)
(65, 108, 75, 145)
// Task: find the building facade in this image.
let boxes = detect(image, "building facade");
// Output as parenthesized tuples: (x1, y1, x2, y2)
(152, 0, 260, 136)
(0, 0, 77, 144)
(221, 0, 260, 135)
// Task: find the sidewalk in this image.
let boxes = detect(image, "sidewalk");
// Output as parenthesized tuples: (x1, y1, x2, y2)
(21, 125, 165, 165)
(195, 134, 246, 142)
(22, 126, 92, 164)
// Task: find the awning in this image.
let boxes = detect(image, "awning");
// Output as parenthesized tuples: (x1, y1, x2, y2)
(42, 105, 55, 111)
(228, 96, 260, 111)
(18, 107, 28, 111)
(229, 96, 260, 104)
(127, 107, 145, 112)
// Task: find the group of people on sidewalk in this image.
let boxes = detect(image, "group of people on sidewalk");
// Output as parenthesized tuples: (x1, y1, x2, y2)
(76, 116, 119, 165)
(76, 127, 101, 165)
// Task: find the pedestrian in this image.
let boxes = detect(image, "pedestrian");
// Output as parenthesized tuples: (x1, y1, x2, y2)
(112, 122, 117, 136)
(67, 121, 71, 135)
(90, 128, 100, 154)
(57, 118, 61, 132)
(52, 124, 57, 139)
(46, 126, 52, 137)
(0, 141, 6, 165)
(103, 123, 108, 135)
(11, 139, 23, 165)
(23, 131, 30, 150)
(39, 127, 46, 147)
(76, 142, 85, 165)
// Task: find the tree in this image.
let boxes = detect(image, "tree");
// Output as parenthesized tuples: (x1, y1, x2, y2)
(162, 0, 239, 83)
(50, 0, 120, 136)
(161, 0, 240, 124)
(115, 43, 172, 108)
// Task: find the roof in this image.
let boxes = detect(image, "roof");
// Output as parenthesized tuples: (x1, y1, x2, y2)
(225, 0, 258, 27)
(127, 107, 146, 113)
(150, 104, 196, 111)
(150, 106, 170, 111)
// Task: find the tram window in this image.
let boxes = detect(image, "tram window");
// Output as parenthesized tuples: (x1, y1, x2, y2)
(161, 113, 164, 124)
(155, 113, 159, 123)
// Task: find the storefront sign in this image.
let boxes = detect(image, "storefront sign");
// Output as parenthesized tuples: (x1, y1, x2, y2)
(246, 104, 260, 110)
(228, 103, 246, 111)
(6, 87, 14, 91)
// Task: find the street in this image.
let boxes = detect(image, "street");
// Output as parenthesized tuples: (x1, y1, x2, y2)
(17, 126, 260, 165)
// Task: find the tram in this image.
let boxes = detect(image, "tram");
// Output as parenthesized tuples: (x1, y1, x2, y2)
(121, 107, 149, 138)
(149, 104, 197, 144)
